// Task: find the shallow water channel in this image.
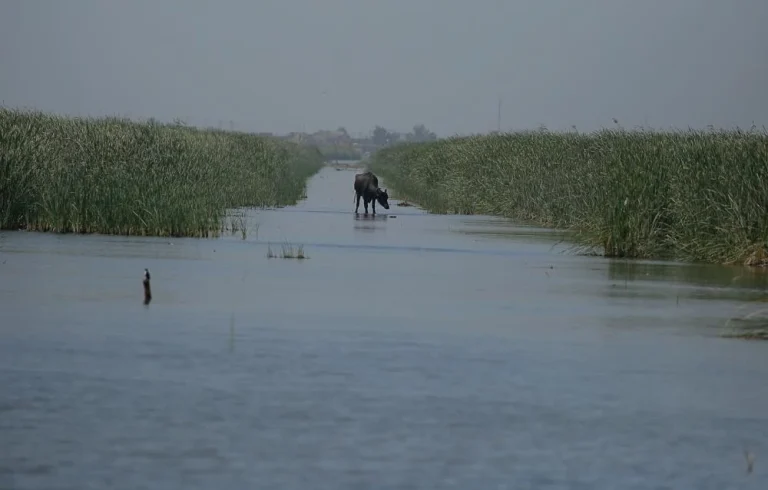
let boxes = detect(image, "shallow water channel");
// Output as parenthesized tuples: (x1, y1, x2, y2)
(1, 163, 768, 489)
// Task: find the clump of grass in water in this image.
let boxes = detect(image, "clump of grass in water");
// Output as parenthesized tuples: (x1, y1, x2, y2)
(267, 242, 308, 259)
(0, 107, 324, 237)
(369, 126, 768, 266)
(222, 211, 255, 240)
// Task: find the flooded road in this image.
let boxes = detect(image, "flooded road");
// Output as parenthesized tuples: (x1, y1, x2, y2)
(1, 164, 767, 489)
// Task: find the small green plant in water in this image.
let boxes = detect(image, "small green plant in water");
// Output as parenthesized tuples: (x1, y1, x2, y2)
(267, 242, 308, 259)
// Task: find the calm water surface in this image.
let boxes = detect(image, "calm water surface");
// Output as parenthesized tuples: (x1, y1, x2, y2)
(1, 165, 767, 489)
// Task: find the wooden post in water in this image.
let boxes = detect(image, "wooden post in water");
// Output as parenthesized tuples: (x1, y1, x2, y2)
(143, 268, 152, 305)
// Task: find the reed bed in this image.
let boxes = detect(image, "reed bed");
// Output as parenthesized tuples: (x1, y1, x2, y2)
(0, 107, 323, 237)
(370, 128, 768, 266)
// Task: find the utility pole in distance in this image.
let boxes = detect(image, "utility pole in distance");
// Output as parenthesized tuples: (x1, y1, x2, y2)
(497, 96, 502, 133)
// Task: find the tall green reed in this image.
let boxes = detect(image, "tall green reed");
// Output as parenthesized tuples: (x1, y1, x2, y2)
(370, 127, 768, 266)
(0, 108, 324, 237)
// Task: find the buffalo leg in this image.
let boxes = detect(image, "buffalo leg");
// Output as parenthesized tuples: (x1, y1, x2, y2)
(355, 193, 361, 213)
(371, 199, 376, 215)
(363, 198, 369, 215)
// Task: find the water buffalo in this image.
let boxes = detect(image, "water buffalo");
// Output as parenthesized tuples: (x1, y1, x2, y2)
(354, 171, 389, 215)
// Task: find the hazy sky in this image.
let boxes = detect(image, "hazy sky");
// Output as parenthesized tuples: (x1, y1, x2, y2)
(1, 0, 766, 136)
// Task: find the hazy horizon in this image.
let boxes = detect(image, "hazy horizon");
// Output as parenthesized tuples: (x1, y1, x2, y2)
(1, 0, 766, 137)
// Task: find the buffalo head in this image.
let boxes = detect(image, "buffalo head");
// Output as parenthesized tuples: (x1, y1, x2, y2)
(376, 188, 390, 210)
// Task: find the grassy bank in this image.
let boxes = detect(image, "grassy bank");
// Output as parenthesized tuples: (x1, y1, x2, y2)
(0, 107, 324, 237)
(370, 128, 768, 266)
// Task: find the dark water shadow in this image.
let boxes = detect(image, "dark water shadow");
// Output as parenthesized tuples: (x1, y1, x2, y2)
(605, 258, 768, 292)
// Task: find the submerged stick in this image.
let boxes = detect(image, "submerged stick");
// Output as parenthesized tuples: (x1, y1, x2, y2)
(143, 268, 152, 305)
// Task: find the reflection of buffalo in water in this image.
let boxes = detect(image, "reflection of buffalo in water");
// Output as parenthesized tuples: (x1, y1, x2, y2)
(354, 171, 389, 215)
(353, 212, 388, 232)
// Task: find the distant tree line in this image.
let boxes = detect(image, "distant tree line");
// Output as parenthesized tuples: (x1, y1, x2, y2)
(318, 146, 361, 161)
(371, 124, 437, 147)
(274, 123, 439, 160)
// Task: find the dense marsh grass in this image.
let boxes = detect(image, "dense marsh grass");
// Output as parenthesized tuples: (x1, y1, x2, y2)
(370, 128, 768, 266)
(0, 107, 324, 237)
